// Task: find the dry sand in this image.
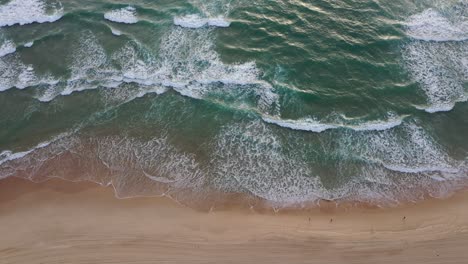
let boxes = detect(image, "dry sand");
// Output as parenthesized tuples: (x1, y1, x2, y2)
(1, 176, 468, 264)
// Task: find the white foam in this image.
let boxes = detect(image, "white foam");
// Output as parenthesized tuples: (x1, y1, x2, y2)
(35, 85, 60, 102)
(24, 41, 34, 47)
(174, 14, 230, 28)
(154, 28, 277, 111)
(210, 120, 438, 206)
(0, 131, 206, 200)
(10, 26, 278, 117)
(342, 122, 458, 174)
(0, 55, 36, 91)
(262, 115, 405, 132)
(53, 32, 121, 98)
(406, 9, 468, 42)
(0, 132, 70, 166)
(206, 17, 231, 27)
(45, 28, 279, 113)
(110, 28, 122, 36)
(403, 41, 467, 113)
(0, 143, 47, 167)
(211, 121, 329, 204)
(349, 117, 405, 131)
(1, 118, 465, 207)
(382, 164, 459, 174)
(403, 7, 468, 112)
(0, 0, 63, 27)
(0, 40, 15, 57)
(263, 117, 337, 132)
(0, 132, 83, 183)
(104, 6, 138, 24)
(28, 34, 143, 101)
(0, 53, 60, 93)
(96, 136, 204, 189)
(415, 103, 460, 113)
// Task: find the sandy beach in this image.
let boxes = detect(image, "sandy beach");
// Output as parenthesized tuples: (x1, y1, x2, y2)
(0, 177, 467, 263)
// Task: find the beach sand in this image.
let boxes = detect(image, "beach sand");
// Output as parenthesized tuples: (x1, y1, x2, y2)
(1, 177, 468, 264)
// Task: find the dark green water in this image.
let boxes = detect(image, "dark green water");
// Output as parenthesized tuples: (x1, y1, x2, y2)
(0, 0, 467, 208)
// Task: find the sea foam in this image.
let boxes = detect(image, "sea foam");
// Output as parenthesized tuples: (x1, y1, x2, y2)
(24, 41, 34, 48)
(262, 114, 405, 132)
(210, 119, 466, 206)
(0, 133, 206, 200)
(340, 122, 458, 175)
(211, 120, 329, 204)
(110, 28, 122, 36)
(403, 41, 467, 113)
(0, 40, 15, 57)
(0, 0, 63, 27)
(0, 119, 466, 208)
(174, 14, 231, 28)
(104, 6, 138, 24)
(406, 9, 468, 42)
(404, 8, 468, 113)
(33, 29, 279, 116)
(0, 131, 72, 168)
(0, 53, 59, 92)
(0, 55, 37, 91)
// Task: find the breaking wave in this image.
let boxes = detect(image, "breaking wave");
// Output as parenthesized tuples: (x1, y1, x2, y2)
(0, 0, 63, 27)
(0, 40, 15, 57)
(174, 14, 230, 28)
(406, 8, 468, 42)
(262, 114, 406, 132)
(104, 6, 138, 24)
(403, 7, 468, 113)
(0, 53, 59, 92)
(4, 28, 280, 115)
(1, 119, 466, 208)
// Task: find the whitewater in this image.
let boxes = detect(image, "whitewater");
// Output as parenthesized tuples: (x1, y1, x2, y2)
(0, 0, 467, 209)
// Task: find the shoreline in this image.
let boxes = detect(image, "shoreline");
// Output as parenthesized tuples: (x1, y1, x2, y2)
(4, 137, 466, 211)
(2, 176, 468, 263)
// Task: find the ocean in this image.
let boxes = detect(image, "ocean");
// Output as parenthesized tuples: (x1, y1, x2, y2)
(0, 0, 467, 209)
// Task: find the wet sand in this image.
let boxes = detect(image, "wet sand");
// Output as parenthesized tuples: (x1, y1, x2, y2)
(1, 176, 468, 263)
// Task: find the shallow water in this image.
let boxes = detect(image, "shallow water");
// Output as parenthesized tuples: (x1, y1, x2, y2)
(0, 0, 467, 208)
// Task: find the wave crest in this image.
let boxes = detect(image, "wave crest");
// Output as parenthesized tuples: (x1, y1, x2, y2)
(262, 114, 405, 132)
(0, 40, 15, 57)
(406, 8, 468, 42)
(104, 6, 138, 24)
(0, 0, 63, 27)
(404, 6, 468, 113)
(174, 14, 231, 28)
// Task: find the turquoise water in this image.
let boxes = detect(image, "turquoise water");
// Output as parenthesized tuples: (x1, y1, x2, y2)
(0, 0, 467, 208)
